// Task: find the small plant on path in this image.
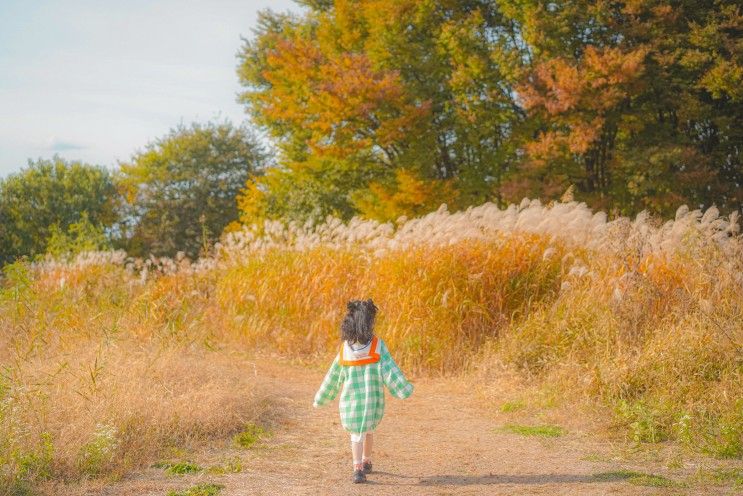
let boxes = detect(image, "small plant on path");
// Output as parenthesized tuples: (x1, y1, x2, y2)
(500, 400, 526, 413)
(154, 460, 202, 475)
(166, 483, 224, 496)
(501, 424, 564, 438)
(232, 423, 267, 448)
(207, 456, 243, 474)
(691, 467, 743, 488)
(592, 470, 683, 488)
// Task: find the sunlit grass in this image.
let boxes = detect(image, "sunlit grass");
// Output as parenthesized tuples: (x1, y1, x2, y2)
(501, 424, 565, 438)
(1, 198, 741, 491)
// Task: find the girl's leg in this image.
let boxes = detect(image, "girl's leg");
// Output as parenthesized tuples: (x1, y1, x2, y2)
(362, 433, 373, 463)
(351, 436, 364, 470)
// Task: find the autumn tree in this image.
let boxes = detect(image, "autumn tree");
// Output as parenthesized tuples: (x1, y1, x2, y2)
(510, 0, 743, 215)
(237, 1, 525, 221)
(238, 0, 743, 221)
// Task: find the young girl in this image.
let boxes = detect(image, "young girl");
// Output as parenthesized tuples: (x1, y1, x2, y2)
(313, 299, 414, 483)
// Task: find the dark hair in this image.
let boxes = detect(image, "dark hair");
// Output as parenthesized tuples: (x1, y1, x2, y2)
(341, 299, 378, 344)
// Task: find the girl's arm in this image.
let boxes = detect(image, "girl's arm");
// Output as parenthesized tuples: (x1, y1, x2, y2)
(313, 355, 344, 407)
(379, 341, 414, 399)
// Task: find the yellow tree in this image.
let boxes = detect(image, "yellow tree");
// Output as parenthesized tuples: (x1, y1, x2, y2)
(237, 1, 524, 222)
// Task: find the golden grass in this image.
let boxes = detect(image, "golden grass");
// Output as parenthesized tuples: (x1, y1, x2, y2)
(211, 233, 562, 371)
(0, 264, 271, 493)
(1, 199, 741, 491)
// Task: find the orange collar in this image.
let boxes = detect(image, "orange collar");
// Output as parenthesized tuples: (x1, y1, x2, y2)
(339, 336, 380, 366)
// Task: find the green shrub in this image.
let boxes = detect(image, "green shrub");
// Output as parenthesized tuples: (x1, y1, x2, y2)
(160, 461, 202, 475)
(616, 400, 669, 443)
(78, 425, 119, 476)
(232, 423, 266, 448)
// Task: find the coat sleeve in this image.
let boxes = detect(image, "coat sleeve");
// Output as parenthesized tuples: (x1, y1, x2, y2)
(313, 355, 343, 407)
(379, 340, 414, 399)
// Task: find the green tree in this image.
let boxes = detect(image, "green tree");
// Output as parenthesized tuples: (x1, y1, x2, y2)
(238, 156, 370, 224)
(0, 156, 117, 265)
(46, 212, 112, 259)
(118, 121, 268, 258)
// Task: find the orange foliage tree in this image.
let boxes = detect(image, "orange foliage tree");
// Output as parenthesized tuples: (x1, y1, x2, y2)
(237, 1, 523, 222)
(237, 0, 743, 223)
(508, 0, 743, 215)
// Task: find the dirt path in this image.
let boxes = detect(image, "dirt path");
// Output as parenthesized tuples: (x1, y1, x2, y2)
(98, 358, 729, 496)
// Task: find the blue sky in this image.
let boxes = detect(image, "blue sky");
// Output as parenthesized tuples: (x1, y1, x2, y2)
(0, 0, 299, 177)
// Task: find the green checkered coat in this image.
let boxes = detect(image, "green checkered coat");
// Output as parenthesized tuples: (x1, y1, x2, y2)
(313, 338, 413, 434)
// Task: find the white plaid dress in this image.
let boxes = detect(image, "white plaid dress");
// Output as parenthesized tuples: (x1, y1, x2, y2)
(313, 338, 413, 434)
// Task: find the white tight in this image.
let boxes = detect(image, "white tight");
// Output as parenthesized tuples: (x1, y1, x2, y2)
(350, 432, 374, 466)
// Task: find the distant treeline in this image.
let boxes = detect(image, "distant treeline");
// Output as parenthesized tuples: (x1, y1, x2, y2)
(2, 0, 742, 264)
(0, 122, 267, 264)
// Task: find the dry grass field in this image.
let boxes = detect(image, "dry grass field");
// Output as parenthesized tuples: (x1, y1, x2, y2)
(1, 199, 741, 494)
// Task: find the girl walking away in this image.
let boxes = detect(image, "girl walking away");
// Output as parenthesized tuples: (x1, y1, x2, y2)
(313, 299, 414, 484)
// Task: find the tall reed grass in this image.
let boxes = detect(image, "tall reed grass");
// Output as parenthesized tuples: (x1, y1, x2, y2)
(1, 199, 741, 491)
(0, 263, 270, 495)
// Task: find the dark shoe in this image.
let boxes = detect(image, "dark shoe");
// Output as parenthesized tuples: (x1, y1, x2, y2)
(353, 469, 367, 483)
(362, 461, 372, 474)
